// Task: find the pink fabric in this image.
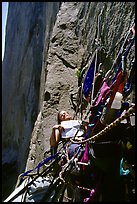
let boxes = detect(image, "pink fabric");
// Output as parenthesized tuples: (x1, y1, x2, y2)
(94, 81, 111, 106)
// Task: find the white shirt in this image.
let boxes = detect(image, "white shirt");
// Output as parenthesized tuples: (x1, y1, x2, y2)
(61, 120, 84, 138)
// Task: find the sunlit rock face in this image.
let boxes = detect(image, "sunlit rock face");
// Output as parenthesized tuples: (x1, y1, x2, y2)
(26, 2, 135, 170)
(2, 2, 135, 200)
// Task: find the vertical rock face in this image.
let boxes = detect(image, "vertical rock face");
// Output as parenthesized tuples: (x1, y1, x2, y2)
(2, 2, 135, 200)
(26, 2, 135, 170)
(2, 2, 61, 199)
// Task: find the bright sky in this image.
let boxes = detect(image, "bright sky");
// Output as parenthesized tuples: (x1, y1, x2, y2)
(2, 2, 9, 61)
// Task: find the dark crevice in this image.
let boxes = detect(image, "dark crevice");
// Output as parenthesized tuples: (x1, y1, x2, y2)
(55, 53, 76, 69)
(59, 23, 67, 30)
(63, 48, 75, 54)
(44, 91, 51, 101)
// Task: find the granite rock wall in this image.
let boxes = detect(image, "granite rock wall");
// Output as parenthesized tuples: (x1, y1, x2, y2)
(2, 2, 135, 200)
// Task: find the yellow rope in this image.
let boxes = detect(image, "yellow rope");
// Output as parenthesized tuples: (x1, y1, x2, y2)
(70, 105, 135, 144)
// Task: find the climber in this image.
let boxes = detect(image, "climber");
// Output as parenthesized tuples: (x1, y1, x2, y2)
(50, 110, 88, 155)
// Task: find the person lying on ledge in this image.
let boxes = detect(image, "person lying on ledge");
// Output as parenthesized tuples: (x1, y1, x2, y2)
(50, 110, 88, 155)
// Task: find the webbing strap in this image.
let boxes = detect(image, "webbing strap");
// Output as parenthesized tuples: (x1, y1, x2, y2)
(20, 153, 59, 183)
(7, 153, 61, 202)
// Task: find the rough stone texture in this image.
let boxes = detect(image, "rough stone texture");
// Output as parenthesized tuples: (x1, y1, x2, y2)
(26, 2, 135, 170)
(2, 2, 135, 200)
(2, 2, 61, 200)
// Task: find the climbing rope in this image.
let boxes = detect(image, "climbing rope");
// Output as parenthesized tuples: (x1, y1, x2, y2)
(70, 105, 135, 144)
(106, 21, 135, 82)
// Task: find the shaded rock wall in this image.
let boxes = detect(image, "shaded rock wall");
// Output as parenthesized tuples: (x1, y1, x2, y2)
(2, 2, 61, 200)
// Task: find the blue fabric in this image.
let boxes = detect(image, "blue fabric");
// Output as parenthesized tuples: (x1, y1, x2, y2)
(120, 158, 130, 176)
(68, 144, 81, 159)
(84, 103, 104, 139)
(83, 55, 96, 98)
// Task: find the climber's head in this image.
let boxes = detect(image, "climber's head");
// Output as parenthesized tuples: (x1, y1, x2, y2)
(57, 111, 72, 124)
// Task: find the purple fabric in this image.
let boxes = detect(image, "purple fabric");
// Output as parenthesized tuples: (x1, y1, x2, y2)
(80, 142, 89, 171)
(84, 189, 96, 202)
(94, 81, 111, 107)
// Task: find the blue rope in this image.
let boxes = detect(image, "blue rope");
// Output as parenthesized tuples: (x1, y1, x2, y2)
(122, 60, 135, 96)
(20, 153, 59, 183)
(112, 37, 135, 83)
